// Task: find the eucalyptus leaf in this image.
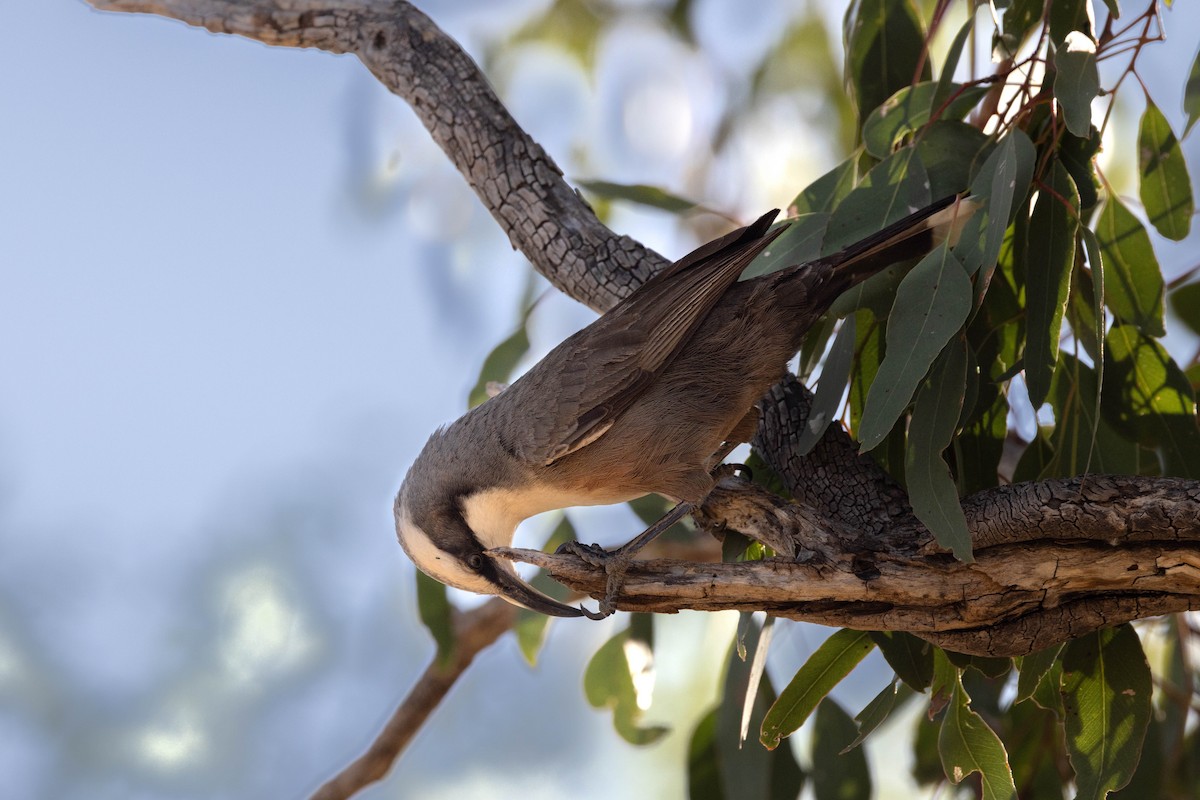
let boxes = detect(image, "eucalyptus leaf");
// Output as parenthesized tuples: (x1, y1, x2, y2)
(1138, 98, 1194, 241)
(812, 699, 872, 800)
(576, 179, 703, 214)
(843, 0, 930, 122)
(1024, 162, 1079, 407)
(905, 337, 973, 560)
(1186, 46, 1200, 137)
(584, 629, 669, 745)
(416, 571, 455, 667)
(796, 317, 856, 455)
(823, 147, 932, 254)
(760, 629, 875, 749)
(1061, 624, 1153, 800)
(1054, 31, 1099, 138)
(1099, 200, 1161, 338)
(862, 81, 988, 159)
(869, 630, 934, 690)
(938, 672, 1018, 799)
(792, 156, 858, 214)
(857, 243, 972, 451)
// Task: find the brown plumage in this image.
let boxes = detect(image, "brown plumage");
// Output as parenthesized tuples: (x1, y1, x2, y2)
(397, 195, 974, 618)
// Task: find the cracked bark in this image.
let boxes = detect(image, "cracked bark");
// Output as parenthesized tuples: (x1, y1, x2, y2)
(87, 0, 1200, 656)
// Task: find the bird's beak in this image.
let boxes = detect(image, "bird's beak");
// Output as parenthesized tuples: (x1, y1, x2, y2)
(490, 559, 584, 618)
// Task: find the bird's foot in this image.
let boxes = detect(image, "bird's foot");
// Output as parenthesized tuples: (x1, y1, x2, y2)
(554, 541, 633, 619)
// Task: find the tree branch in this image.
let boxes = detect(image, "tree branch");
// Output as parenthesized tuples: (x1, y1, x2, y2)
(85, 0, 667, 311)
(309, 598, 516, 800)
(498, 474, 1200, 657)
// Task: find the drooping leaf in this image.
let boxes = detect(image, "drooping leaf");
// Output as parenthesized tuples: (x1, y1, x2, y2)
(1112, 713, 1164, 800)
(857, 243, 973, 451)
(1024, 162, 1080, 407)
(823, 147, 932, 254)
(742, 213, 829, 280)
(843, 0, 930, 123)
(1048, 353, 1142, 478)
(416, 571, 455, 667)
(917, 121, 992, 199)
(844, 679, 912, 752)
(1186, 47, 1200, 137)
(792, 155, 858, 214)
(1081, 227, 1106, 401)
(870, 630, 934, 690)
(1054, 31, 1100, 137)
(1060, 124, 1103, 214)
(797, 317, 856, 454)
(468, 275, 538, 407)
(761, 629, 875, 749)
(932, 16, 976, 111)
(1060, 624, 1153, 800)
(1095, 197, 1165, 336)
(715, 618, 805, 800)
(1103, 323, 1200, 477)
(576, 179, 704, 214)
(584, 629, 669, 745)
(862, 81, 989, 159)
(812, 699, 872, 800)
(997, 0, 1043, 56)
(1169, 281, 1200, 337)
(1138, 98, 1194, 241)
(1016, 644, 1064, 705)
(687, 709, 724, 800)
(514, 515, 578, 665)
(939, 672, 1019, 799)
(950, 130, 1036, 278)
(1003, 697, 1070, 798)
(906, 337, 973, 560)
(1048, 0, 1094, 45)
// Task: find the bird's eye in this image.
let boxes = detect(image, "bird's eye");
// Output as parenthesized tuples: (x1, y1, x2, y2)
(467, 553, 484, 571)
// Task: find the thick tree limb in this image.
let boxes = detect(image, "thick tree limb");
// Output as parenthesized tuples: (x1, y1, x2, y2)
(499, 474, 1200, 656)
(85, 0, 665, 311)
(309, 598, 516, 800)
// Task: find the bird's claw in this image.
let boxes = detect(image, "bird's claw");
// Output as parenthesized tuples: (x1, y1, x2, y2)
(555, 540, 630, 619)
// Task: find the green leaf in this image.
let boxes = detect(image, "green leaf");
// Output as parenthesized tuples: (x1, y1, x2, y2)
(844, 680, 914, 752)
(869, 630, 934, 690)
(1096, 197, 1165, 336)
(939, 672, 1019, 799)
(468, 277, 537, 408)
(1048, 0, 1094, 46)
(1061, 624, 1153, 800)
(812, 699, 872, 800)
(1112, 706, 1164, 800)
(514, 515, 578, 665)
(1047, 353, 1144, 477)
(1054, 31, 1100, 138)
(1169, 281, 1200, 337)
(742, 213, 829, 280)
(857, 243, 973, 450)
(416, 571, 455, 667)
(862, 81, 989, 159)
(687, 709, 724, 800)
(1061, 125, 1103, 215)
(1082, 226, 1106, 396)
(1025, 162, 1080, 407)
(1016, 644, 1064, 704)
(917, 121, 992, 200)
(792, 155, 858, 214)
(823, 147, 932, 254)
(906, 337, 973, 560)
(1186, 47, 1200, 137)
(933, 17, 976, 110)
(584, 629, 669, 745)
(761, 629, 875, 749)
(576, 179, 703, 214)
(1103, 323, 1200, 476)
(997, 0, 1042, 56)
(797, 317, 856, 455)
(1138, 98, 1194, 241)
(843, 0, 930, 123)
(715, 622, 805, 800)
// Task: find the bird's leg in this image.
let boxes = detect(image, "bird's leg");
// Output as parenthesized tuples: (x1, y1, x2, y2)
(557, 500, 695, 619)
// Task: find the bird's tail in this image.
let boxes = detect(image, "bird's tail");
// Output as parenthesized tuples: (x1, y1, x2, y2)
(817, 194, 979, 289)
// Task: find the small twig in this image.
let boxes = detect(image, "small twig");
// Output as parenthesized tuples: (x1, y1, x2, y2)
(309, 599, 517, 800)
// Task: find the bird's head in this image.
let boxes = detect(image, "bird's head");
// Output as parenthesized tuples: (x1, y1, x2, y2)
(394, 477, 584, 618)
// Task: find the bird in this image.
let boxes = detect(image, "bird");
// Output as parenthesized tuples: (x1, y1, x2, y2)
(396, 195, 976, 618)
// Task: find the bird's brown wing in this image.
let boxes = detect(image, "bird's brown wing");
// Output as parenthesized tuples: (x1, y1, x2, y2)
(508, 210, 784, 466)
